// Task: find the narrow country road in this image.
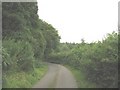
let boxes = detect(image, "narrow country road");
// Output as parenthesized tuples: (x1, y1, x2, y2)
(33, 63, 78, 88)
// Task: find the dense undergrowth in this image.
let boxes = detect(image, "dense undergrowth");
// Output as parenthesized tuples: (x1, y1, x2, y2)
(2, 2, 59, 88)
(48, 32, 118, 88)
(65, 65, 96, 88)
(3, 63, 48, 88)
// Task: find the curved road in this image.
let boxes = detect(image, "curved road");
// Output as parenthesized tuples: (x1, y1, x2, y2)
(33, 63, 78, 88)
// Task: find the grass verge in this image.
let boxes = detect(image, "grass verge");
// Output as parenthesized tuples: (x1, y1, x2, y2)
(65, 65, 96, 88)
(3, 63, 48, 88)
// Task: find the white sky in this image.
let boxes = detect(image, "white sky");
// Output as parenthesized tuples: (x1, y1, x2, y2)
(37, 0, 119, 43)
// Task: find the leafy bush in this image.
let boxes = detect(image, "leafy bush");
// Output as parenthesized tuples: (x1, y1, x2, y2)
(49, 32, 118, 88)
(2, 2, 60, 88)
(2, 39, 34, 72)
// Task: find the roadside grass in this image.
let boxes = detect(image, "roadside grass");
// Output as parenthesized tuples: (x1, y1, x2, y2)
(65, 65, 96, 88)
(3, 63, 48, 88)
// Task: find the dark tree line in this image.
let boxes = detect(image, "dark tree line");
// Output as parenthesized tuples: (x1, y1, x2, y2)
(2, 2, 60, 75)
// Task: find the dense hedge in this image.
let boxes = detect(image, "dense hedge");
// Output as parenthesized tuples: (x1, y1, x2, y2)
(2, 2, 60, 78)
(48, 32, 118, 88)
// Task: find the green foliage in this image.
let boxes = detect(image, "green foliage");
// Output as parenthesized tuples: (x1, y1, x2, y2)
(2, 1, 118, 88)
(3, 65, 48, 88)
(2, 2, 60, 88)
(2, 2, 39, 38)
(2, 2, 60, 71)
(42, 23, 60, 59)
(2, 39, 34, 72)
(66, 65, 96, 88)
(49, 32, 118, 88)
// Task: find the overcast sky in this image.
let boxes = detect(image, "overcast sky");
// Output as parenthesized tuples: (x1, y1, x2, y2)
(37, 0, 118, 43)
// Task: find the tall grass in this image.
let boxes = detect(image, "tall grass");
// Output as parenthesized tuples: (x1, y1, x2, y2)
(3, 64, 48, 88)
(65, 65, 96, 88)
